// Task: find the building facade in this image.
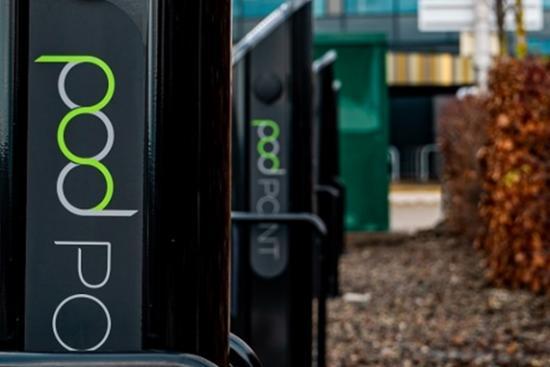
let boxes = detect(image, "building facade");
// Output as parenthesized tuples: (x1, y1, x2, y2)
(234, 0, 550, 180)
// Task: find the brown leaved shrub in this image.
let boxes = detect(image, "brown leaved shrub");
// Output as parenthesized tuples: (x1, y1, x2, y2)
(439, 97, 487, 240)
(477, 58, 550, 293)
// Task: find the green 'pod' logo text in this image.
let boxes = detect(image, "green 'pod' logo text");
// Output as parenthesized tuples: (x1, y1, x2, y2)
(37, 55, 136, 217)
(252, 119, 286, 176)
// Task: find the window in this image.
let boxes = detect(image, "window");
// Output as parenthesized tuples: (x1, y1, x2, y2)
(328, 0, 343, 16)
(236, 0, 421, 19)
(238, 0, 285, 18)
(399, 0, 417, 13)
(315, 0, 418, 17)
(346, 0, 392, 15)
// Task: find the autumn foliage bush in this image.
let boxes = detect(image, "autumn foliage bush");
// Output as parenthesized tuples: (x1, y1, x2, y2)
(439, 97, 487, 240)
(477, 58, 550, 293)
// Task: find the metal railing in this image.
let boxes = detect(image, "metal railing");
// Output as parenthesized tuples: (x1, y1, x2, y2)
(388, 146, 401, 182)
(416, 144, 440, 182)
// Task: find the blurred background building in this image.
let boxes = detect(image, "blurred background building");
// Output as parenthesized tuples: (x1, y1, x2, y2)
(233, 0, 550, 231)
(234, 0, 550, 179)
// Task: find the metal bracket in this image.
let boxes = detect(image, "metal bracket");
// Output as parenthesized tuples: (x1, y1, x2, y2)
(231, 211, 327, 236)
(229, 334, 262, 367)
(0, 353, 217, 367)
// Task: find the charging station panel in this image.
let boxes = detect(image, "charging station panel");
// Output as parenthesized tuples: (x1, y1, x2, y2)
(247, 21, 291, 367)
(232, 2, 315, 367)
(25, 0, 150, 352)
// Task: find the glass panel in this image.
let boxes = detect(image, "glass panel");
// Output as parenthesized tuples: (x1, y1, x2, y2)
(314, 0, 326, 17)
(399, 0, 417, 13)
(240, 0, 284, 18)
(346, 0, 392, 15)
(233, 0, 421, 17)
(528, 37, 550, 54)
(328, 0, 343, 16)
(344, 0, 418, 15)
(233, 0, 242, 18)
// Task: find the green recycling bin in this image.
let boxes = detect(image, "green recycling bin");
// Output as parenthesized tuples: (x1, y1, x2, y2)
(315, 33, 389, 232)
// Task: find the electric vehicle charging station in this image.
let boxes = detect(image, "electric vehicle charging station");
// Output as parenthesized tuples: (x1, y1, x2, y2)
(0, 0, 261, 366)
(231, 1, 328, 366)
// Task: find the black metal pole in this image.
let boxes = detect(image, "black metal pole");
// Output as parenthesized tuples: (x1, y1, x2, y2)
(0, 0, 27, 350)
(290, 3, 314, 366)
(144, 0, 232, 364)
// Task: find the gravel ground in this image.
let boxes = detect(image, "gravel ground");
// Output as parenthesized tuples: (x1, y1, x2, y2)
(327, 230, 550, 366)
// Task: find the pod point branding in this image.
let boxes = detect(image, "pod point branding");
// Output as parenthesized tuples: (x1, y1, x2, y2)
(26, 0, 147, 352)
(250, 119, 289, 278)
(37, 55, 138, 218)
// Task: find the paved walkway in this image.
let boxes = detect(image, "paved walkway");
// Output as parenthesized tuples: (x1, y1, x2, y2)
(390, 183, 443, 233)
